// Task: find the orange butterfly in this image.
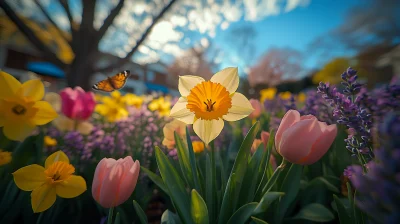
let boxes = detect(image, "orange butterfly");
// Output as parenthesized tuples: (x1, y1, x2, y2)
(92, 70, 131, 92)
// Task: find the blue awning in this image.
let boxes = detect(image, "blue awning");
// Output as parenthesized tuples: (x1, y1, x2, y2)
(145, 82, 169, 93)
(27, 62, 65, 78)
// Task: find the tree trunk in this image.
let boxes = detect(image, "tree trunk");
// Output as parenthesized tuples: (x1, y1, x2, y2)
(66, 57, 94, 90)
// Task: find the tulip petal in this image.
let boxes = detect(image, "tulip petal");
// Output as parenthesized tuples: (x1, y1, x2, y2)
(92, 158, 117, 202)
(223, 93, 254, 121)
(210, 67, 239, 94)
(261, 131, 270, 149)
(179, 76, 205, 97)
(31, 101, 58, 125)
(300, 115, 317, 121)
(117, 159, 140, 205)
(31, 183, 56, 213)
(18, 79, 45, 101)
(279, 119, 324, 164)
(170, 97, 195, 124)
(52, 115, 74, 132)
(275, 110, 301, 150)
(98, 162, 124, 208)
(3, 122, 36, 141)
(56, 175, 87, 198)
(0, 71, 22, 99)
(44, 92, 61, 112)
(299, 124, 337, 165)
(45, 151, 70, 168)
(12, 165, 46, 191)
(193, 119, 224, 145)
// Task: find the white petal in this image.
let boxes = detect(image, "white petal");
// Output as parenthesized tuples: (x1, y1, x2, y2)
(223, 93, 254, 121)
(179, 76, 205, 97)
(210, 67, 239, 93)
(193, 119, 224, 145)
(170, 97, 195, 124)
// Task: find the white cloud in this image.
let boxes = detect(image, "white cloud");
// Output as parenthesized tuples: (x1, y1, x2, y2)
(221, 21, 230, 30)
(285, 0, 311, 12)
(201, 38, 209, 48)
(170, 15, 188, 27)
(163, 44, 184, 57)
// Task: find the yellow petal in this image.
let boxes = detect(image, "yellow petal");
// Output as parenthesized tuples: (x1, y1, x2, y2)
(31, 183, 56, 213)
(45, 151, 69, 168)
(223, 93, 254, 121)
(193, 119, 224, 145)
(52, 115, 74, 132)
(210, 67, 239, 94)
(77, 121, 93, 135)
(12, 164, 46, 191)
(0, 71, 22, 99)
(3, 122, 36, 141)
(18, 79, 45, 101)
(56, 175, 87, 198)
(31, 101, 58, 125)
(178, 76, 205, 97)
(170, 97, 195, 124)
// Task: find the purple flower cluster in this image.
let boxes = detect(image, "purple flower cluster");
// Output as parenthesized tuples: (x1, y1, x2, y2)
(344, 112, 400, 224)
(300, 90, 334, 124)
(317, 68, 373, 160)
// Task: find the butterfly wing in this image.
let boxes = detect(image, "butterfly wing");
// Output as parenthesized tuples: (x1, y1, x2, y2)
(92, 79, 114, 92)
(110, 70, 130, 90)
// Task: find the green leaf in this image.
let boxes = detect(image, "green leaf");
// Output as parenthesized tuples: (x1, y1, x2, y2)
(333, 195, 353, 224)
(254, 130, 275, 200)
(205, 154, 214, 223)
(251, 216, 269, 224)
(276, 163, 303, 223)
(161, 210, 182, 224)
(227, 202, 258, 224)
(11, 135, 39, 171)
(114, 212, 120, 224)
(175, 131, 194, 188)
(133, 200, 148, 224)
(239, 143, 264, 205)
(186, 127, 202, 194)
(253, 192, 285, 214)
(290, 203, 334, 222)
(191, 189, 209, 224)
(307, 177, 339, 193)
(155, 147, 192, 224)
(141, 166, 168, 194)
(218, 173, 237, 224)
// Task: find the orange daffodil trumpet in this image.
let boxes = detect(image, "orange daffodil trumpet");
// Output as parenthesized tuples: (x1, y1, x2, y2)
(170, 67, 254, 145)
(12, 151, 87, 213)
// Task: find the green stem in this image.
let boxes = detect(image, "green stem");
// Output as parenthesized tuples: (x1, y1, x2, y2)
(107, 207, 114, 224)
(36, 212, 45, 224)
(261, 159, 287, 195)
(210, 141, 217, 222)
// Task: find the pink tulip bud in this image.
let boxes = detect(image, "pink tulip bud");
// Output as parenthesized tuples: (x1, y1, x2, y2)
(60, 87, 95, 120)
(92, 156, 140, 208)
(275, 110, 337, 165)
(248, 99, 262, 119)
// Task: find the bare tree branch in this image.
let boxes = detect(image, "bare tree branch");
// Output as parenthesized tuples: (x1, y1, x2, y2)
(95, 0, 177, 73)
(58, 0, 75, 30)
(0, 1, 66, 69)
(33, 0, 71, 44)
(96, 0, 125, 44)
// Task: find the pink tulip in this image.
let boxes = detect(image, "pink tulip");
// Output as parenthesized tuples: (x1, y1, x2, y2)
(249, 99, 262, 119)
(92, 156, 140, 208)
(275, 110, 337, 165)
(261, 131, 270, 149)
(60, 87, 95, 120)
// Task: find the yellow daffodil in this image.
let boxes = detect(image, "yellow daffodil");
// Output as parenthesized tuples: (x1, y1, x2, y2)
(0, 71, 58, 141)
(123, 93, 144, 108)
(44, 136, 57, 147)
(260, 87, 277, 102)
(279, 91, 292, 100)
(297, 92, 306, 103)
(170, 67, 254, 145)
(0, 150, 12, 166)
(12, 151, 87, 213)
(95, 98, 128, 122)
(148, 96, 171, 117)
(162, 119, 187, 150)
(192, 141, 205, 153)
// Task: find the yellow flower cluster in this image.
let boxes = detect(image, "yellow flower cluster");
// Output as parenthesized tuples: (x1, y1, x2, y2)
(95, 91, 144, 122)
(148, 96, 171, 117)
(260, 88, 277, 103)
(0, 150, 12, 166)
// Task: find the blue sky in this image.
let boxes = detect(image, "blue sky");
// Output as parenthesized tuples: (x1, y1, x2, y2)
(214, 0, 363, 72)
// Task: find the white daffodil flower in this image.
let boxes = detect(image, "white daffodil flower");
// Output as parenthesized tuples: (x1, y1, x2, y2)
(170, 67, 254, 145)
